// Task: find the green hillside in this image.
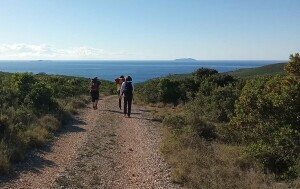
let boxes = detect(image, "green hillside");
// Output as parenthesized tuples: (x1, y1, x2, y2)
(159, 62, 287, 82)
(228, 62, 286, 77)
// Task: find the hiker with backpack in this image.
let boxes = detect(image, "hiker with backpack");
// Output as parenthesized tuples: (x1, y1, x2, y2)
(115, 75, 125, 109)
(89, 77, 101, 110)
(120, 76, 134, 118)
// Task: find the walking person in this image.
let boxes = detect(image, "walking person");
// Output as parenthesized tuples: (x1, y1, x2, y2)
(120, 76, 134, 118)
(89, 77, 101, 110)
(115, 75, 125, 109)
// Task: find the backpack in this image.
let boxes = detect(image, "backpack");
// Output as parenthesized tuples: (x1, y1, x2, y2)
(123, 82, 133, 96)
(91, 79, 100, 91)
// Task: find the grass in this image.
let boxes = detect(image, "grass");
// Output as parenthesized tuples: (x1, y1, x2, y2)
(152, 104, 300, 189)
(0, 143, 10, 174)
(0, 95, 90, 174)
(25, 126, 49, 147)
(38, 115, 61, 132)
(161, 125, 300, 189)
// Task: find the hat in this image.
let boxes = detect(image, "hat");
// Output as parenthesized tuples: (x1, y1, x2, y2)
(126, 76, 132, 82)
(120, 75, 124, 78)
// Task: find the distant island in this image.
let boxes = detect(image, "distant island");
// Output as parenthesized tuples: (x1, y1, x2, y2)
(33, 60, 52, 62)
(174, 58, 197, 61)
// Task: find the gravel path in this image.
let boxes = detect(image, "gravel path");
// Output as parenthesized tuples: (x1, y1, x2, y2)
(0, 95, 183, 189)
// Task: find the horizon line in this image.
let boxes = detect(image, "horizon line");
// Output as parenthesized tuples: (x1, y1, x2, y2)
(0, 59, 287, 62)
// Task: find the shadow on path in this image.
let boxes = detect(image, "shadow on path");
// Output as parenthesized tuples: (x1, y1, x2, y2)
(104, 109, 141, 115)
(0, 116, 87, 185)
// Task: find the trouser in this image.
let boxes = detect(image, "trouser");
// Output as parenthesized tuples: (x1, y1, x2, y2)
(124, 95, 133, 117)
(117, 90, 122, 108)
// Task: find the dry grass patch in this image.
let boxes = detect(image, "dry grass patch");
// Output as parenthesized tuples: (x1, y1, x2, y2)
(38, 115, 61, 132)
(25, 126, 49, 147)
(143, 104, 184, 122)
(161, 126, 299, 189)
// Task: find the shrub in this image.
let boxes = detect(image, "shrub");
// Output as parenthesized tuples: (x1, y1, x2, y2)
(0, 72, 94, 172)
(246, 126, 300, 179)
(137, 79, 160, 104)
(192, 68, 218, 80)
(205, 73, 236, 87)
(38, 115, 61, 132)
(160, 124, 280, 189)
(285, 53, 300, 76)
(25, 82, 56, 113)
(25, 126, 49, 147)
(12, 73, 36, 103)
(158, 78, 181, 105)
(163, 114, 185, 131)
(231, 75, 300, 178)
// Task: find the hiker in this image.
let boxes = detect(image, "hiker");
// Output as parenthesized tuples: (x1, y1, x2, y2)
(115, 75, 125, 109)
(89, 77, 101, 110)
(120, 76, 134, 118)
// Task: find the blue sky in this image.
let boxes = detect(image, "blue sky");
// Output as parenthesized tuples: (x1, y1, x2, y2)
(0, 0, 299, 60)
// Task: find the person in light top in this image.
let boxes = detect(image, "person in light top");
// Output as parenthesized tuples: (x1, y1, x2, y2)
(115, 75, 125, 109)
(120, 76, 134, 118)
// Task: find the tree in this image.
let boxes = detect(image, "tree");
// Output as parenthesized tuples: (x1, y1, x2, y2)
(192, 68, 218, 81)
(158, 78, 181, 105)
(285, 53, 300, 76)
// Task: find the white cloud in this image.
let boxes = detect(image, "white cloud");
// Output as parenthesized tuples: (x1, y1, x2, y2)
(0, 43, 143, 60)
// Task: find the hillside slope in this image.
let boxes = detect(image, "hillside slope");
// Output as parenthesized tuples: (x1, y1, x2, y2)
(228, 62, 286, 77)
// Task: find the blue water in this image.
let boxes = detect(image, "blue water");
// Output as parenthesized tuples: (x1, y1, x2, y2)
(0, 60, 283, 83)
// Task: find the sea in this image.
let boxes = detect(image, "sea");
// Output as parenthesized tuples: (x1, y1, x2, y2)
(0, 60, 283, 83)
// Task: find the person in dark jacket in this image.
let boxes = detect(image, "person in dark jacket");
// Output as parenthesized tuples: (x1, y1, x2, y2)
(89, 77, 101, 110)
(120, 76, 134, 118)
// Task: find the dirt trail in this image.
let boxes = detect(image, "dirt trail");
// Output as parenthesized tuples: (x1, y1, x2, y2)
(0, 96, 182, 189)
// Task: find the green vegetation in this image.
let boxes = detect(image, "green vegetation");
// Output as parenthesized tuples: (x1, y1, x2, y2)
(0, 72, 114, 174)
(135, 54, 300, 188)
(228, 62, 286, 77)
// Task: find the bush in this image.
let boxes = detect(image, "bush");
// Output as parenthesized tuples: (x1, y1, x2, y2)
(285, 53, 300, 76)
(231, 75, 300, 178)
(12, 72, 36, 103)
(0, 72, 101, 173)
(38, 115, 61, 132)
(246, 126, 300, 179)
(158, 78, 181, 106)
(25, 126, 49, 147)
(25, 82, 57, 114)
(163, 114, 185, 131)
(136, 79, 160, 104)
(192, 68, 218, 80)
